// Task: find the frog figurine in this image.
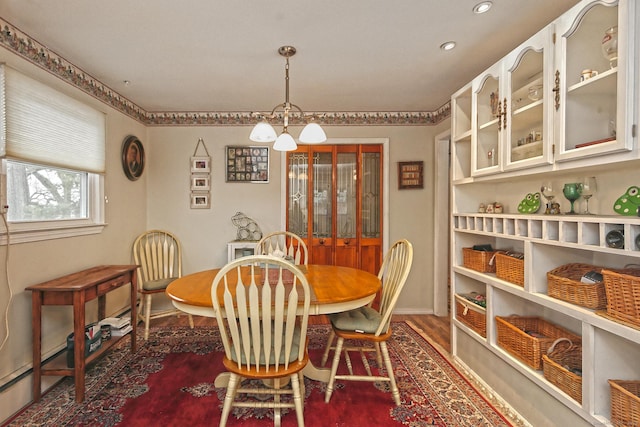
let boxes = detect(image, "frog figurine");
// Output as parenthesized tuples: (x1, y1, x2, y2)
(613, 186, 640, 216)
(517, 192, 541, 214)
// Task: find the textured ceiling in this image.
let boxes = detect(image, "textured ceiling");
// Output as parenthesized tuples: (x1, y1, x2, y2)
(0, 0, 580, 114)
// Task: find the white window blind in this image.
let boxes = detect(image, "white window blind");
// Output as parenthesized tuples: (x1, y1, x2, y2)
(0, 65, 105, 173)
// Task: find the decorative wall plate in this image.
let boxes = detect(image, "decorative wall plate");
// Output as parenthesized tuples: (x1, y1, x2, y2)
(122, 135, 145, 181)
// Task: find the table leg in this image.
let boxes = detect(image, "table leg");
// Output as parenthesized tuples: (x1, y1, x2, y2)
(31, 291, 43, 402)
(129, 272, 137, 352)
(72, 290, 86, 403)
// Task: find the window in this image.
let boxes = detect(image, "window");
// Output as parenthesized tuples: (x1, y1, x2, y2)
(6, 160, 88, 221)
(0, 65, 105, 244)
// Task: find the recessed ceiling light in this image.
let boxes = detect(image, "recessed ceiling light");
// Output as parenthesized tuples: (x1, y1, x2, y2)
(440, 41, 456, 51)
(473, 1, 493, 14)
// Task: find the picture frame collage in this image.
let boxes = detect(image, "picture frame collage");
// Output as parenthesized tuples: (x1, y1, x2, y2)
(225, 146, 270, 183)
(190, 138, 211, 209)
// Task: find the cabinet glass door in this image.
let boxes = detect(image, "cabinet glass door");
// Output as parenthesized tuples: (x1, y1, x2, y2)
(555, 0, 632, 161)
(504, 26, 553, 171)
(472, 67, 502, 176)
(312, 151, 333, 239)
(287, 151, 309, 236)
(451, 84, 473, 182)
(361, 151, 381, 239)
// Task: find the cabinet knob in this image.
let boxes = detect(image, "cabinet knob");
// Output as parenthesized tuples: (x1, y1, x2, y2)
(319, 238, 325, 245)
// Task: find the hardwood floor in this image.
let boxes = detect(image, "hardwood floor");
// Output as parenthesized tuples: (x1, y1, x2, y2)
(151, 312, 451, 353)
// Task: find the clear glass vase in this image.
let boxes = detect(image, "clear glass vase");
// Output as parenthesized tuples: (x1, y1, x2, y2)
(602, 26, 618, 69)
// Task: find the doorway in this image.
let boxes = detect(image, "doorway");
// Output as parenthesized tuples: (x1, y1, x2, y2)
(433, 130, 451, 317)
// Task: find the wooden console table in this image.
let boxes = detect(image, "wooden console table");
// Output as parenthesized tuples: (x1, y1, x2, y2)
(26, 265, 138, 403)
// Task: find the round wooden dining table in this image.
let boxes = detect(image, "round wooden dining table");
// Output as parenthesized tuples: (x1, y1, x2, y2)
(166, 263, 381, 384)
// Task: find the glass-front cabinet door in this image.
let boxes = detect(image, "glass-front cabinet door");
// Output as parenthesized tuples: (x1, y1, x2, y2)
(310, 147, 334, 265)
(336, 147, 357, 267)
(286, 144, 383, 274)
(472, 26, 554, 177)
(503, 25, 554, 171)
(554, 0, 633, 162)
(471, 63, 502, 177)
(451, 83, 473, 182)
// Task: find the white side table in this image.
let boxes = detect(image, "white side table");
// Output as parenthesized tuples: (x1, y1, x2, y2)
(227, 240, 258, 262)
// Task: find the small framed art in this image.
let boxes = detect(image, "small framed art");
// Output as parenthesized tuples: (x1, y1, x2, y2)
(191, 175, 210, 191)
(225, 146, 269, 183)
(398, 161, 424, 189)
(191, 156, 211, 173)
(190, 193, 210, 209)
(121, 135, 145, 181)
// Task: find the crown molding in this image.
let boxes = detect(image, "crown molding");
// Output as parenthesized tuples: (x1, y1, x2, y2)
(0, 18, 450, 127)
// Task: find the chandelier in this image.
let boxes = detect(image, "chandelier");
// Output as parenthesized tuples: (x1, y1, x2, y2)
(249, 46, 326, 151)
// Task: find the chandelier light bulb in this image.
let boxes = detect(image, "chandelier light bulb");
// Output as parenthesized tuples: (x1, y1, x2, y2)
(273, 131, 297, 151)
(299, 122, 327, 144)
(249, 120, 277, 142)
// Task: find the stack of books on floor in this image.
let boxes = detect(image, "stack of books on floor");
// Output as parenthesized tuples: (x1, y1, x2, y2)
(99, 316, 132, 337)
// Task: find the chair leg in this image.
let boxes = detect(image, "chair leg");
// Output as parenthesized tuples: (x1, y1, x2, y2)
(291, 373, 305, 427)
(187, 314, 194, 329)
(320, 330, 335, 367)
(136, 293, 143, 320)
(274, 378, 282, 427)
(325, 336, 344, 403)
(375, 343, 382, 368)
(144, 294, 153, 340)
(219, 373, 240, 427)
(380, 341, 401, 405)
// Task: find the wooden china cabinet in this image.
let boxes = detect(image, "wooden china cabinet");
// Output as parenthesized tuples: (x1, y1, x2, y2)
(286, 144, 383, 275)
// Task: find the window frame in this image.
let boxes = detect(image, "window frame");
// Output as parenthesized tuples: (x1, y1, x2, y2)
(0, 161, 105, 245)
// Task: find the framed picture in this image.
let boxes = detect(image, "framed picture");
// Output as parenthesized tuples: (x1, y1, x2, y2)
(225, 146, 269, 183)
(191, 175, 210, 191)
(398, 161, 424, 189)
(191, 156, 211, 173)
(190, 193, 210, 209)
(121, 135, 145, 181)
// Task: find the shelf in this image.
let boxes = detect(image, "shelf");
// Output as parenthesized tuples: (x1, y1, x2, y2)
(567, 67, 617, 93)
(41, 334, 127, 375)
(453, 213, 640, 256)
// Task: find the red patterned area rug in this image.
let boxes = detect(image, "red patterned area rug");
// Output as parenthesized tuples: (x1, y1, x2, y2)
(5, 322, 513, 426)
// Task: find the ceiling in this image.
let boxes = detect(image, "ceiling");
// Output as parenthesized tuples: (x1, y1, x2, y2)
(0, 0, 580, 115)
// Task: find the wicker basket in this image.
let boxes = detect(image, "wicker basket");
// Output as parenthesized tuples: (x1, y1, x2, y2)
(542, 338, 582, 403)
(495, 253, 524, 287)
(602, 268, 640, 328)
(455, 294, 486, 338)
(547, 263, 607, 310)
(462, 248, 496, 273)
(609, 380, 640, 427)
(495, 316, 581, 370)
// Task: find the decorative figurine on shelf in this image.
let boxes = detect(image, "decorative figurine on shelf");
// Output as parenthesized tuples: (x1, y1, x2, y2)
(231, 211, 263, 241)
(541, 183, 560, 215)
(485, 203, 495, 214)
(517, 192, 541, 214)
(478, 203, 486, 213)
(494, 202, 503, 214)
(613, 186, 640, 216)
